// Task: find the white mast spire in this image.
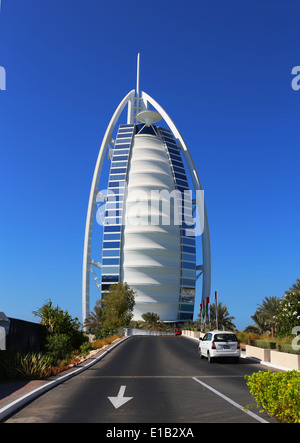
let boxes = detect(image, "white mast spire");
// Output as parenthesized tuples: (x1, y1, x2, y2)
(136, 53, 140, 97)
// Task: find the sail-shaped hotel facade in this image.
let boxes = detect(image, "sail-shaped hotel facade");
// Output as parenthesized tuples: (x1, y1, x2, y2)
(82, 55, 211, 324)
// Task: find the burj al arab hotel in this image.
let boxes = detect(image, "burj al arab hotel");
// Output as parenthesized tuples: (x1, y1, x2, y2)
(82, 55, 211, 325)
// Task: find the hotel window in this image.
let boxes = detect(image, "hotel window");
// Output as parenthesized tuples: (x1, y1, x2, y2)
(102, 275, 119, 283)
(102, 249, 120, 257)
(103, 241, 121, 249)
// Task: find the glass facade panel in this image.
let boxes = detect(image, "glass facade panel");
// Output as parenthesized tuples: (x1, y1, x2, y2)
(108, 181, 125, 188)
(181, 278, 195, 287)
(113, 149, 129, 155)
(179, 313, 194, 320)
(103, 241, 121, 249)
(101, 124, 135, 293)
(103, 233, 121, 241)
(117, 133, 132, 138)
(110, 155, 128, 161)
(182, 253, 196, 262)
(158, 127, 196, 321)
(109, 174, 126, 181)
(106, 202, 123, 209)
(182, 261, 196, 270)
(102, 275, 119, 283)
(182, 236, 196, 245)
(180, 304, 194, 312)
(101, 265, 119, 274)
(182, 245, 196, 254)
(110, 168, 127, 174)
(102, 258, 120, 266)
(182, 268, 196, 278)
(102, 249, 120, 257)
(111, 161, 127, 168)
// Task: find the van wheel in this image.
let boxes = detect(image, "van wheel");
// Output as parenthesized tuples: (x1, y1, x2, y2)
(207, 352, 214, 363)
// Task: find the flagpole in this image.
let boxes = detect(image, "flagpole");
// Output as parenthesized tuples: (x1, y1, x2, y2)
(207, 296, 211, 330)
(215, 291, 218, 330)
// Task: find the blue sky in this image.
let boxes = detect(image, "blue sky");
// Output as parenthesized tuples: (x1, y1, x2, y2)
(0, 0, 299, 330)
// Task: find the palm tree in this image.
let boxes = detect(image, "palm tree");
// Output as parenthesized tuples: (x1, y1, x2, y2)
(84, 299, 105, 333)
(141, 312, 162, 330)
(256, 296, 281, 337)
(206, 302, 236, 331)
(287, 278, 300, 293)
(246, 311, 269, 335)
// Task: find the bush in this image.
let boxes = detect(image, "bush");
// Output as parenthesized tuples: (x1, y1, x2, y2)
(16, 353, 52, 379)
(237, 332, 260, 345)
(45, 333, 73, 365)
(277, 344, 300, 355)
(91, 335, 120, 350)
(79, 341, 93, 355)
(0, 352, 51, 380)
(255, 340, 277, 349)
(245, 370, 300, 423)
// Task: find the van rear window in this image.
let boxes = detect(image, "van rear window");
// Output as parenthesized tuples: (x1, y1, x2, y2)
(214, 334, 238, 342)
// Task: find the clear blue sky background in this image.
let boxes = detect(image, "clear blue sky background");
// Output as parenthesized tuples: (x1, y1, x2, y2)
(0, 0, 299, 330)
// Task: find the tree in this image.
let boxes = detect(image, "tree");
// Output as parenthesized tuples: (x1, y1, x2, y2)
(33, 299, 86, 350)
(84, 299, 105, 333)
(102, 283, 136, 331)
(33, 299, 81, 336)
(141, 312, 162, 330)
(275, 290, 300, 337)
(287, 278, 300, 293)
(199, 302, 236, 331)
(256, 296, 281, 337)
(246, 311, 269, 335)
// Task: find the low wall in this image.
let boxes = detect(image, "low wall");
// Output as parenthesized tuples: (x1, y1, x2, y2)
(182, 330, 204, 339)
(270, 350, 300, 371)
(124, 328, 173, 337)
(246, 345, 300, 370)
(183, 333, 300, 370)
(246, 345, 271, 363)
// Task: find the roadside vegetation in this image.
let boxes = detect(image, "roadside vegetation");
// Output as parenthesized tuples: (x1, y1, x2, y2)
(245, 370, 300, 423)
(0, 283, 136, 382)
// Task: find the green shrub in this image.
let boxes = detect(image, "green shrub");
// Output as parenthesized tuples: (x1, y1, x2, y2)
(15, 353, 51, 379)
(0, 352, 51, 380)
(255, 340, 277, 349)
(245, 370, 300, 423)
(79, 341, 93, 355)
(277, 344, 300, 355)
(45, 333, 73, 365)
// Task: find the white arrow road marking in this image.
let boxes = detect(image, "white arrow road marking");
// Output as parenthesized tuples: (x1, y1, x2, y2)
(108, 385, 133, 409)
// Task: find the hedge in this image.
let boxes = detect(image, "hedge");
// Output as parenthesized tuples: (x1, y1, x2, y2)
(248, 339, 300, 354)
(245, 370, 300, 423)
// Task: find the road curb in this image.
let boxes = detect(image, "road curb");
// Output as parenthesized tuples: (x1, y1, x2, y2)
(0, 336, 131, 422)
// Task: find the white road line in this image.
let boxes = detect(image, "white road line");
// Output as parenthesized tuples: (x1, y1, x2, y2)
(80, 375, 245, 379)
(192, 377, 269, 424)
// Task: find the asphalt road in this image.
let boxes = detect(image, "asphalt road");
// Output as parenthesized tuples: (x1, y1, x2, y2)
(4, 336, 277, 424)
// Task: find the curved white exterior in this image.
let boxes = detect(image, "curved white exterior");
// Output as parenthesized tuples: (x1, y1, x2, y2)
(141, 92, 211, 304)
(83, 76, 211, 326)
(121, 134, 181, 321)
(82, 90, 135, 324)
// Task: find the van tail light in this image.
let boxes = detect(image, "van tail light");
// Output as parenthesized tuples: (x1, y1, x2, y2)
(212, 341, 216, 350)
(237, 341, 240, 350)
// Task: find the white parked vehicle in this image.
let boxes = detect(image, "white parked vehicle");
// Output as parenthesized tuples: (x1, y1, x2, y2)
(198, 330, 241, 363)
